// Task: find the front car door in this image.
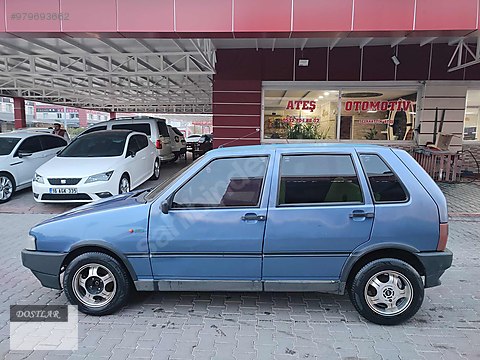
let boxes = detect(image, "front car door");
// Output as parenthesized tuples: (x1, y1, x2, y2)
(262, 148, 375, 292)
(13, 136, 47, 187)
(124, 135, 143, 187)
(148, 153, 274, 290)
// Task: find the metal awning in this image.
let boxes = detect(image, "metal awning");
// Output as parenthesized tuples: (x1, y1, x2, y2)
(0, 35, 477, 113)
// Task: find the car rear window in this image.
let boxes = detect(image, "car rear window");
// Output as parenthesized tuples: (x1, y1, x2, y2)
(112, 123, 151, 135)
(157, 121, 170, 137)
(278, 154, 363, 205)
(359, 154, 408, 203)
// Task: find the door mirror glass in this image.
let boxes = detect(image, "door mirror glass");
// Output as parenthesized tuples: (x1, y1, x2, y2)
(127, 150, 136, 158)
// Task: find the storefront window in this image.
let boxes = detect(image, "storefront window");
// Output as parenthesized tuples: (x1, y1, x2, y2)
(263, 90, 338, 140)
(464, 90, 480, 140)
(263, 87, 417, 142)
(340, 90, 417, 141)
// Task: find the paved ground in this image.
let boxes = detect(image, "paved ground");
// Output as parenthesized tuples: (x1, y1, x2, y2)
(0, 178, 480, 359)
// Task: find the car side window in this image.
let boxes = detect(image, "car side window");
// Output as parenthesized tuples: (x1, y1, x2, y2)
(135, 135, 149, 150)
(172, 157, 268, 209)
(40, 135, 67, 150)
(127, 136, 141, 155)
(16, 136, 43, 155)
(112, 123, 151, 135)
(359, 154, 408, 203)
(278, 154, 363, 206)
(83, 126, 106, 134)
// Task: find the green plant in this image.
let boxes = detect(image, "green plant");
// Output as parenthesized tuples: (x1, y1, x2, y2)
(365, 127, 378, 140)
(286, 122, 331, 140)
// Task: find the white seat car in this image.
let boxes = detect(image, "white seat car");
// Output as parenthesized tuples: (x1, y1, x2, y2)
(33, 130, 160, 203)
(0, 131, 67, 203)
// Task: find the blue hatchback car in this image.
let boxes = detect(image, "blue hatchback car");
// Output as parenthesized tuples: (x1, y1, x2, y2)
(22, 144, 452, 325)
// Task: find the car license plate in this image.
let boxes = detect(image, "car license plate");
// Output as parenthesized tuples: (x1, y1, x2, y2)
(49, 188, 78, 194)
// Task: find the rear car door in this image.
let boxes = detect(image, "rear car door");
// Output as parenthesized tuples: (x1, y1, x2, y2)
(262, 149, 375, 289)
(148, 153, 273, 288)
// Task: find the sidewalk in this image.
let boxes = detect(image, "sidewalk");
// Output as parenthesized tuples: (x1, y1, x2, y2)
(438, 182, 480, 218)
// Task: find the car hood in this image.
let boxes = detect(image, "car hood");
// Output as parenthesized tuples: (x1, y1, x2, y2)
(30, 190, 152, 253)
(36, 156, 122, 178)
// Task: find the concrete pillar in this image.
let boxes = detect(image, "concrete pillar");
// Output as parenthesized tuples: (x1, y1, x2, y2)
(78, 109, 88, 127)
(13, 97, 26, 129)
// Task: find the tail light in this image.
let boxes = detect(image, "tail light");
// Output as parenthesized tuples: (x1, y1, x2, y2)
(156, 140, 162, 149)
(437, 223, 448, 251)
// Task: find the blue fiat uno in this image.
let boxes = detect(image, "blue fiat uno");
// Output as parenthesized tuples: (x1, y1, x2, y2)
(22, 144, 452, 325)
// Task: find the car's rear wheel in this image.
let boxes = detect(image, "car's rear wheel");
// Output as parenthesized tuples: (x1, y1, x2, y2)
(0, 173, 15, 204)
(348, 258, 424, 325)
(119, 174, 130, 194)
(63, 252, 132, 315)
(150, 159, 160, 180)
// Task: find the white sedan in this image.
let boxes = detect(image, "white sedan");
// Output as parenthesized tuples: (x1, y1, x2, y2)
(0, 131, 67, 203)
(33, 130, 160, 203)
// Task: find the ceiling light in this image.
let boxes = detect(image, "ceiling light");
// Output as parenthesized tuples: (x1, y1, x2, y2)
(367, 110, 377, 113)
(317, 96, 324, 100)
(324, 92, 330, 96)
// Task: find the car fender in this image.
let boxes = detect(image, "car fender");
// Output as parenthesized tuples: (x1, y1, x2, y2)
(67, 239, 138, 281)
(339, 241, 421, 284)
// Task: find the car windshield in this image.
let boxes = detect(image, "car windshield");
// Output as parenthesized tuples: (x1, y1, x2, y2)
(0, 137, 21, 155)
(58, 132, 127, 157)
(145, 159, 199, 201)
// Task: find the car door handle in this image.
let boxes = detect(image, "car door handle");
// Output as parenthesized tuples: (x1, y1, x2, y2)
(349, 211, 374, 219)
(241, 213, 267, 221)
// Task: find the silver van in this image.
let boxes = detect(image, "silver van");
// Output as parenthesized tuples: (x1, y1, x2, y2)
(80, 116, 175, 162)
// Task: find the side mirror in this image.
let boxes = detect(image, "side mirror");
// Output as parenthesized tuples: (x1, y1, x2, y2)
(127, 150, 136, 158)
(161, 200, 170, 214)
(18, 151, 32, 158)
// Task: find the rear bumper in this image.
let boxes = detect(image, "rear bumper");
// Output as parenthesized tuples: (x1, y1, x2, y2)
(21, 249, 66, 290)
(415, 248, 453, 288)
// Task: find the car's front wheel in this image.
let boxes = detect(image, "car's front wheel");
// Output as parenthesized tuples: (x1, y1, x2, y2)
(348, 258, 424, 325)
(150, 159, 160, 180)
(0, 173, 15, 204)
(119, 174, 130, 194)
(63, 252, 132, 315)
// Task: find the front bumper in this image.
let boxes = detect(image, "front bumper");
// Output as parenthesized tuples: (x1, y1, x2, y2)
(21, 249, 66, 290)
(33, 180, 116, 203)
(415, 248, 453, 288)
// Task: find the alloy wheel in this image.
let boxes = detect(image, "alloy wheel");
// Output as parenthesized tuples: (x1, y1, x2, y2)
(364, 270, 413, 316)
(0, 176, 13, 201)
(72, 263, 117, 308)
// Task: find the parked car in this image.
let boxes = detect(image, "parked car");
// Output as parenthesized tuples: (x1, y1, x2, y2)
(80, 116, 174, 163)
(0, 131, 67, 203)
(185, 134, 202, 151)
(22, 144, 452, 325)
(194, 134, 213, 156)
(167, 125, 186, 161)
(32, 130, 160, 203)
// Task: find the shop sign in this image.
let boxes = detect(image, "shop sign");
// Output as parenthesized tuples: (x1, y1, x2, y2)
(281, 115, 321, 123)
(359, 119, 394, 125)
(344, 100, 411, 112)
(285, 100, 317, 112)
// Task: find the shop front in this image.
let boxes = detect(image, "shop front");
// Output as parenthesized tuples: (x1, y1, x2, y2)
(262, 83, 419, 149)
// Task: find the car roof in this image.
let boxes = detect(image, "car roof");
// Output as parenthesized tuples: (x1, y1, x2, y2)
(0, 131, 55, 139)
(210, 143, 388, 155)
(79, 129, 136, 138)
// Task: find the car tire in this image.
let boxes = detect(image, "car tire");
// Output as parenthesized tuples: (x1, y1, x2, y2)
(119, 174, 130, 194)
(348, 258, 424, 325)
(150, 159, 160, 180)
(0, 172, 15, 204)
(172, 153, 179, 163)
(63, 252, 132, 316)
